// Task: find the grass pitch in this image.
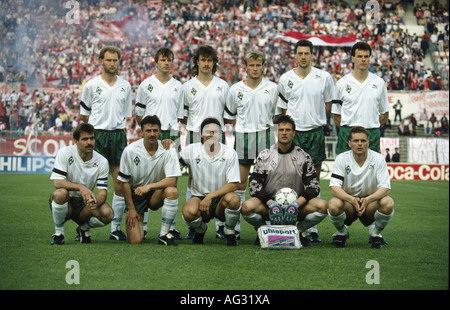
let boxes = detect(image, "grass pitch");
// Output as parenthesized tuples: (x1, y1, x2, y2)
(0, 173, 448, 292)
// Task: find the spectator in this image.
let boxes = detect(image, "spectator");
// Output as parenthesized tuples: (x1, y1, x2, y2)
(429, 112, 438, 131)
(398, 119, 407, 136)
(385, 148, 391, 162)
(392, 147, 400, 162)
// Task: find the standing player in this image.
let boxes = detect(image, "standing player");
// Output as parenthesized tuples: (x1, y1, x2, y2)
(180, 45, 230, 145)
(80, 46, 133, 241)
(224, 50, 279, 238)
(179, 45, 231, 238)
(49, 123, 113, 245)
(116, 115, 181, 245)
(180, 118, 241, 246)
(135, 47, 183, 141)
(134, 47, 183, 239)
(332, 41, 389, 155)
(241, 115, 328, 246)
(277, 39, 335, 242)
(328, 126, 394, 249)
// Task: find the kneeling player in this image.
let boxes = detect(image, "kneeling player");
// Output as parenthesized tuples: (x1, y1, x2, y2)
(241, 115, 328, 246)
(50, 123, 113, 245)
(328, 126, 394, 249)
(180, 118, 241, 246)
(117, 115, 181, 245)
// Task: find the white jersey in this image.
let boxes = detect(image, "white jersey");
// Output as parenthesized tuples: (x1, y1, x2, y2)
(332, 72, 389, 128)
(278, 67, 335, 131)
(80, 75, 132, 130)
(179, 142, 240, 197)
(329, 149, 391, 197)
(135, 75, 183, 131)
(225, 78, 279, 133)
(180, 76, 229, 132)
(117, 139, 181, 190)
(50, 145, 109, 198)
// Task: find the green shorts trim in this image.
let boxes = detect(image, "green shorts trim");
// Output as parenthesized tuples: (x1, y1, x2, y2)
(192, 196, 221, 219)
(160, 130, 180, 142)
(293, 127, 326, 166)
(49, 195, 85, 221)
(234, 129, 274, 166)
(126, 190, 154, 214)
(94, 129, 127, 165)
(336, 126, 380, 155)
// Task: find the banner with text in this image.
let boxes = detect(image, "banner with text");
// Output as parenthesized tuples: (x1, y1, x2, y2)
(0, 155, 54, 174)
(0, 135, 74, 156)
(387, 163, 449, 181)
(408, 138, 449, 164)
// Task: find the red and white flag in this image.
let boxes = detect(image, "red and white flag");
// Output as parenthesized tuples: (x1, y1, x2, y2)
(276, 31, 358, 47)
(92, 15, 133, 43)
(52, 46, 71, 55)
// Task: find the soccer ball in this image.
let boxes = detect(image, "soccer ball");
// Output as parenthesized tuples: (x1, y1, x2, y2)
(274, 188, 298, 208)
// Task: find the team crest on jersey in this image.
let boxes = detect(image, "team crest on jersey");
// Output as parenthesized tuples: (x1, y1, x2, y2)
(237, 92, 243, 100)
(96, 87, 102, 95)
(191, 88, 197, 96)
(147, 84, 154, 92)
(287, 80, 293, 89)
(68, 156, 74, 166)
(345, 85, 352, 94)
(195, 156, 201, 164)
(345, 165, 351, 174)
(134, 156, 140, 166)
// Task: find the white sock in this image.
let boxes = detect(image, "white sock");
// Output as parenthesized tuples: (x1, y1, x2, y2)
(235, 190, 246, 232)
(111, 194, 126, 232)
(373, 210, 394, 236)
(160, 198, 178, 236)
(52, 201, 68, 235)
(186, 187, 192, 202)
(81, 217, 105, 230)
(183, 215, 207, 233)
(143, 211, 149, 232)
(297, 212, 327, 233)
(328, 210, 347, 234)
(243, 212, 265, 230)
(224, 207, 241, 235)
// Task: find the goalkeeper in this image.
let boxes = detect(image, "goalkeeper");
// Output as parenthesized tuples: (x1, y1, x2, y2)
(241, 115, 328, 246)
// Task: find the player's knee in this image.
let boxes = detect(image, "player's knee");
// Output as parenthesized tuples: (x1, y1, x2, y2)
(316, 198, 328, 214)
(241, 201, 251, 216)
(224, 192, 240, 210)
(163, 186, 178, 200)
(127, 235, 143, 245)
(182, 203, 198, 221)
(379, 196, 394, 214)
(103, 206, 114, 223)
(52, 189, 69, 204)
(328, 197, 344, 215)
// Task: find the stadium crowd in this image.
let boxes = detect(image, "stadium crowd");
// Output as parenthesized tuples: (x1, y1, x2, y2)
(0, 0, 449, 136)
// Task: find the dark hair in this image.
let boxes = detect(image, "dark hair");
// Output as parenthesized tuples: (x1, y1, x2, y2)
(200, 117, 222, 134)
(192, 45, 218, 76)
(73, 122, 95, 141)
(275, 114, 296, 132)
(350, 41, 372, 57)
(140, 115, 161, 131)
(154, 47, 174, 62)
(348, 126, 369, 141)
(295, 39, 313, 54)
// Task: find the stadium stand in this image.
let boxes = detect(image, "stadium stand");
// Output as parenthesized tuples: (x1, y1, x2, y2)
(0, 0, 448, 142)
